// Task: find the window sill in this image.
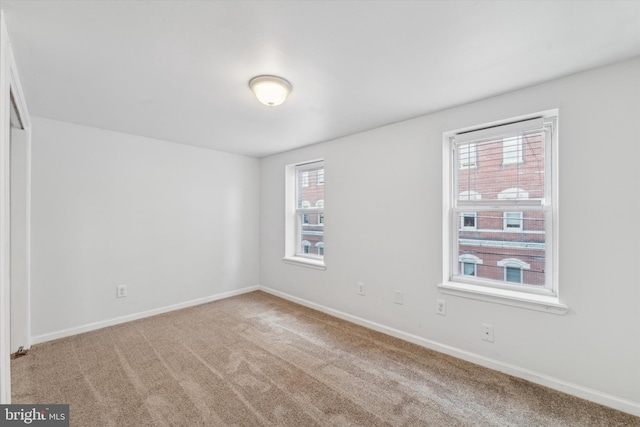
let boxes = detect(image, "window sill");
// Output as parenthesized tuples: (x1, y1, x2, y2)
(438, 281, 568, 315)
(282, 256, 326, 271)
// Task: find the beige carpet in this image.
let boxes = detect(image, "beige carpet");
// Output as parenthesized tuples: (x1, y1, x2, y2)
(11, 291, 640, 426)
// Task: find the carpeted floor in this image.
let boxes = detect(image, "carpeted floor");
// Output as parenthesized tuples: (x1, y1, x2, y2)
(11, 291, 640, 426)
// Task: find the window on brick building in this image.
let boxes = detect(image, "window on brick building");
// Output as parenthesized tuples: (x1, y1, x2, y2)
(459, 255, 483, 277)
(442, 112, 560, 308)
(498, 258, 530, 284)
(283, 160, 326, 269)
(504, 212, 523, 231)
(461, 212, 477, 230)
(502, 135, 523, 165)
(459, 143, 477, 168)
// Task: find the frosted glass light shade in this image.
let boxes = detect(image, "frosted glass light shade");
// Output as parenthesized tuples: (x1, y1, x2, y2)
(249, 75, 292, 106)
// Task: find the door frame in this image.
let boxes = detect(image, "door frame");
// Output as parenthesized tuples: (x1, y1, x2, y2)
(1, 10, 32, 404)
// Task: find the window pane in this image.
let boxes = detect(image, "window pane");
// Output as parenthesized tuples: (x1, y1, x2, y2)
(458, 213, 545, 286)
(457, 131, 545, 202)
(505, 212, 522, 230)
(294, 161, 324, 260)
(502, 136, 523, 165)
(462, 213, 476, 228)
(297, 166, 324, 209)
(298, 214, 323, 257)
(506, 267, 521, 283)
(459, 143, 477, 168)
(463, 262, 476, 276)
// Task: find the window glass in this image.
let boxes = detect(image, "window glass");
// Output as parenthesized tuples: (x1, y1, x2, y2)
(506, 266, 522, 283)
(450, 115, 555, 292)
(294, 162, 324, 259)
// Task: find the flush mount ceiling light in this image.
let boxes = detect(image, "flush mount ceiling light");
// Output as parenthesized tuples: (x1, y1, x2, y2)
(249, 75, 292, 107)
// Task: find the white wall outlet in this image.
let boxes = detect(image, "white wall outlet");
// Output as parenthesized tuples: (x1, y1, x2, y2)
(394, 291, 403, 304)
(117, 285, 127, 298)
(358, 282, 365, 296)
(481, 323, 494, 342)
(436, 299, 446, 316)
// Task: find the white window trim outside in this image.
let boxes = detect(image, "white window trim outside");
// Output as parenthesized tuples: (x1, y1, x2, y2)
(503, 212, 523, 231)
(498, 258, 530, 284)
(461, 212, 477, 230)
(440, 110, 566, 314)
(459, 254, 483, 277)
(284, 160, 326, 270)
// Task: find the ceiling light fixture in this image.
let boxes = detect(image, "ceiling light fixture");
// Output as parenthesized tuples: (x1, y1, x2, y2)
(249, 75, 292, 107)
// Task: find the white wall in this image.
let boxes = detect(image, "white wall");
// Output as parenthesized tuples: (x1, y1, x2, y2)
(30, 117, 260, 341)
(260, 58, 640, 413)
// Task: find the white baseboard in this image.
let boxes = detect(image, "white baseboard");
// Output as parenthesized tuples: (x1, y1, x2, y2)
(31, 286, 259, 345)
(258, 285, 640, 418)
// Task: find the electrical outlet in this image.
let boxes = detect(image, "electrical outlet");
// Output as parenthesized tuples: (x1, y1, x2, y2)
(358, 282, 365, 296)
(481, 323, 494, 342)
(117, 285, 127, 298)
(436, 299, 446, 316)
(394, 291, 403, 305)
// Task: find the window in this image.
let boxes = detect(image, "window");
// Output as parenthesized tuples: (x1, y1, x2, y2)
(502, 135, 523, 165)
(284, 160, 325, 269)
(317, 169, 324, 186)
(459, 254, 483, 277)
(441, 112, 562, 312)
(301, 201, 311, 225)
(505, 267, 521, 283)
(459, 143, 477, 168)
(459, 190, 481, 201)
(316, 200, 325, 226)
(498, 258, 530, 284)
(504, 212, 523, 231)
(461, 212, 477, 230)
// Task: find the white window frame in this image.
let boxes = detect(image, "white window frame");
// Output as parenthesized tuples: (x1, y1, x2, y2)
(439, 110, 567, 314)
(317, 169, 324, 186)
(283, 160, 326, 270)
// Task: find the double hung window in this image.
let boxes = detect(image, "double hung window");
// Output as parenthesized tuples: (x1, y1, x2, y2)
(284, 160, 325, 269)
(445, 113, 558, 299)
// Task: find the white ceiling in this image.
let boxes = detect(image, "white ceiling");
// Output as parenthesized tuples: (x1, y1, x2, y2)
(3, 1, 640, 158)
